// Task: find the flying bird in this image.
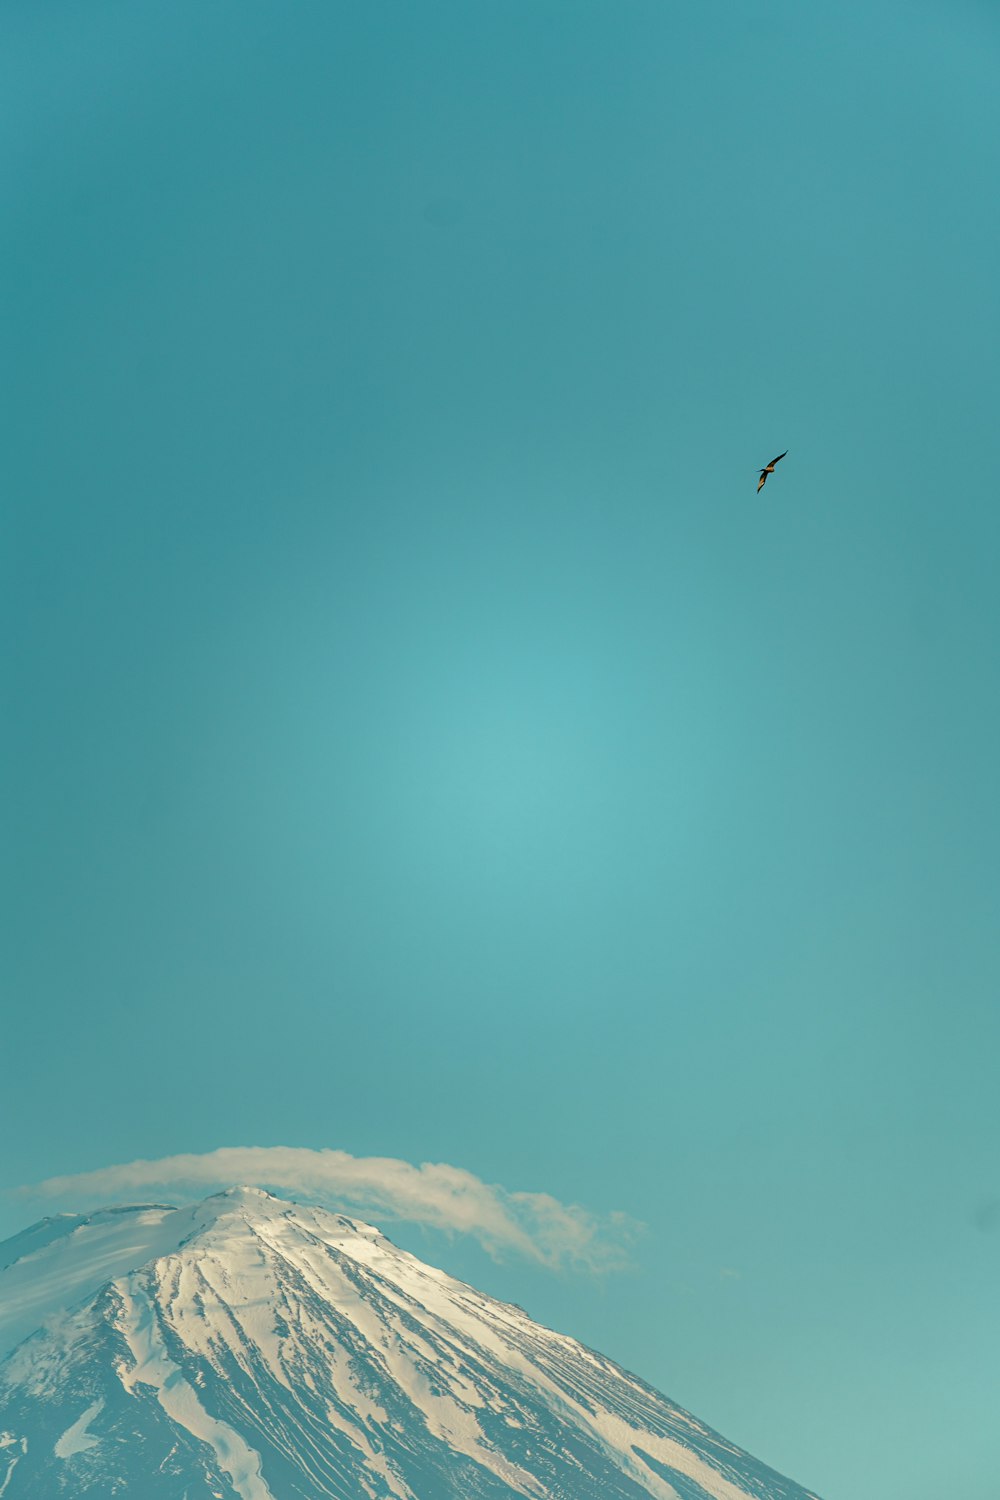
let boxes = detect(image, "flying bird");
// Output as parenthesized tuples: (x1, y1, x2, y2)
(756, 450, 788, 493)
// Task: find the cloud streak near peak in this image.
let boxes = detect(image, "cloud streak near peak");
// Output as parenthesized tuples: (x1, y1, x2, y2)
(26, 1147, 637, 1270)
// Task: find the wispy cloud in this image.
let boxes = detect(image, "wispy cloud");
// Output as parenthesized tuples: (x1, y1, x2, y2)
(24, 1147, 638, 1271)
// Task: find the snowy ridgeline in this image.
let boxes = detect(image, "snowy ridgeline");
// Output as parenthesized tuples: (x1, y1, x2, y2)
(0, 1187, 820, 1500)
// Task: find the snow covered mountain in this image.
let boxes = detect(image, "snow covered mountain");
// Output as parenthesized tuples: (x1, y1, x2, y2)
(0, 1186, 819, 1500)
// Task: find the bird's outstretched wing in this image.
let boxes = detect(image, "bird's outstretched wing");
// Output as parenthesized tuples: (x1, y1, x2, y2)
(757, 472, 768, 493)
(769, 450, 788, 467)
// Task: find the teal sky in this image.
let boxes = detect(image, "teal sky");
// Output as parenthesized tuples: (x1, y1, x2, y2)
(3, 3, 999, 1497)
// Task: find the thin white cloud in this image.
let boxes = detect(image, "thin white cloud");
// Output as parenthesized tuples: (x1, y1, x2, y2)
(25, 1147, 638, 1271)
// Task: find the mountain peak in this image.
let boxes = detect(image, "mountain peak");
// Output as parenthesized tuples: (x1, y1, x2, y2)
(0, 1188, 820, 1500)
(211, 1183, 275, 1201)
(198, 1183, 287, 1219)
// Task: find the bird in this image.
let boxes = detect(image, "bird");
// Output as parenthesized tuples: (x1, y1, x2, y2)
(756, 450, 788, 493)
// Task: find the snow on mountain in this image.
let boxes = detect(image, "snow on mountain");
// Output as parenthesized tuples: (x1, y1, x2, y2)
(0, 1186, 820, 1500)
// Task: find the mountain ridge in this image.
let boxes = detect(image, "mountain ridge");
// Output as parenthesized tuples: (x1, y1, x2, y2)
(0, 1186, 820, 1500)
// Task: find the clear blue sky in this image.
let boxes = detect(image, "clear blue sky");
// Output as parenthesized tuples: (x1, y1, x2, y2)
(2, 3, 999, 1497)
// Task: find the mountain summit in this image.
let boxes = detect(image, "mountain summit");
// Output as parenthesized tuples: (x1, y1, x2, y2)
(0, 1186, 819, 1499)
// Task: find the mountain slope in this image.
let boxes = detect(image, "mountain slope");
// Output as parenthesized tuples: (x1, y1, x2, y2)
(0, 1187, 819, 1500)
